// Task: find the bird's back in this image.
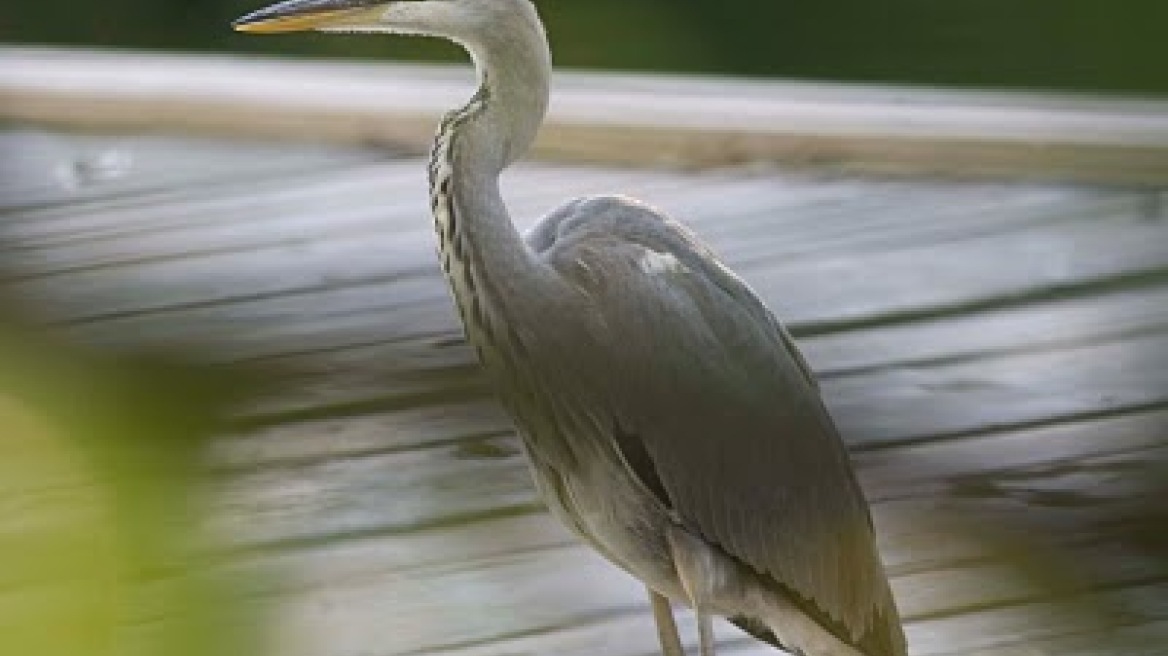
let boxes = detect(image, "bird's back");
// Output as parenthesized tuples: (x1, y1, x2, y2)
(523, 195, 906, 656)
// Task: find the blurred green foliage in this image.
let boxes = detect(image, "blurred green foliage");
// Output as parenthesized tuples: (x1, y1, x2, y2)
(0, 318, 262, 656)
(3, 0, 1166, 94)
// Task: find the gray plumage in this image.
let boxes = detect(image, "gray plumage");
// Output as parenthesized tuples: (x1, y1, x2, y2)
(529, 197, 903, 656)
(234, 2, 907, 655)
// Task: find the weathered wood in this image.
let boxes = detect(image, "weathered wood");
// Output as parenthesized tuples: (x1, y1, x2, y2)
(214, 533, 1166, 656)
(3, 48, 1168, 183)
(207, 404, 1168, 551)
(0, 129, 387, 211)
(6, 155, 1165, 348)
(204, 311, 1168, 448)
(3, 128, 1165, 656)
(222, 514, 1164, 653)
(928, 620, 1168, 656)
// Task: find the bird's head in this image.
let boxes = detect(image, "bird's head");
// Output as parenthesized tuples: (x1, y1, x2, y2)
(232, 0, 520, 40)
(234, 0, 551, 167)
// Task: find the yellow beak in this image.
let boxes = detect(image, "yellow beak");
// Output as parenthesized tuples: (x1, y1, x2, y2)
(233, 0, 380, 34)
(233, 11, 349, 33)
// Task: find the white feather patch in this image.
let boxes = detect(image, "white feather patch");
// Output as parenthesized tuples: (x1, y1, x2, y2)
(638, 250, 684, 277)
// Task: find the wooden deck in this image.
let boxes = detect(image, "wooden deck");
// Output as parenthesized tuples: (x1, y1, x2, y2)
(2, 60, 1167, 656)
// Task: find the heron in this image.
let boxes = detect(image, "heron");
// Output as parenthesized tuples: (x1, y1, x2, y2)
(233, 2, 906, 655)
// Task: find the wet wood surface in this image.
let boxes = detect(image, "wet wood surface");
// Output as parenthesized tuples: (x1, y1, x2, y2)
(1, 126, 1167, 656)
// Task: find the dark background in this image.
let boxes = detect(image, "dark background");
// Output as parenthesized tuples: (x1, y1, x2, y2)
(5, 0, 1167, 95)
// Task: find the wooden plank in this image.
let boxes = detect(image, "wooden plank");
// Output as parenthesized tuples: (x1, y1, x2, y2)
(5, 167, 1134, 285)
(0, 168, 699, 277)
(3, 129, 1165, 656)
(212, 378, 1168, 486)
(0, 129, 386, 211)
(55, 218, 1167, 373)
(9, 177, 1163, 335)
(826, 330, 1168, 447)
(8, 145, 1122, 266)
(362, 615, 1168, 656)
(212, 527, 1165, 656)
(210, 399, 512, 473)
(202, 421, 1163, 653)
(51, 257, 1168, 394)
(904, 582, 1168, 656)
(927, 620, 1168, 656)
(145, 426, 1168, 655)
(0, 154, 686, 241)
(208, 404, 1168, 551)
(213, 497, 1164, 654)
(141, 293, 1166, 450)
(747, 212, 1168, 335)
(2, 148, 1157, 353)
(6, 134, 1162, 374)
(220, 503, 1165, 624)
(852, 408, 1168, 505)
(220, 306, 1168, 444)
(3, 48, 1167, 183)
(806, 285, 1168, 377)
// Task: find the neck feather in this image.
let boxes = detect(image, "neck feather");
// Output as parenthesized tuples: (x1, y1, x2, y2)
(428, 3, 553, 356)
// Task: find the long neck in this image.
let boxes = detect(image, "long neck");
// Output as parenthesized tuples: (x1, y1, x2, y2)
(429, 5, 553, 353)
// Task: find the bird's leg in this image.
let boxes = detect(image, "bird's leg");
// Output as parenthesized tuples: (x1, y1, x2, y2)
(668, 526, 728, 656)
(695, 612, 715, 656)
(648, 588, 686, 656)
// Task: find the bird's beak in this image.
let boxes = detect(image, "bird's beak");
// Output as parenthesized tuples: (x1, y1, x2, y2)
(233, 0, 385, 34)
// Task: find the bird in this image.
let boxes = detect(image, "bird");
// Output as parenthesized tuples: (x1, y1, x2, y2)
(233, 2, 907, 655)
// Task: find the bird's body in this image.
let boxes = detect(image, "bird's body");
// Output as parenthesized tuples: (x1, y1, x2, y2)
(235, 2, 907, 654)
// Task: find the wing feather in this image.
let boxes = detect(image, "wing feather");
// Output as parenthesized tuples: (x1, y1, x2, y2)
(534, 197, 905, 656)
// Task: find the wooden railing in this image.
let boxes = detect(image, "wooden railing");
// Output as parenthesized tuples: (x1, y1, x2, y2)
(2, 46, 1167, 184)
